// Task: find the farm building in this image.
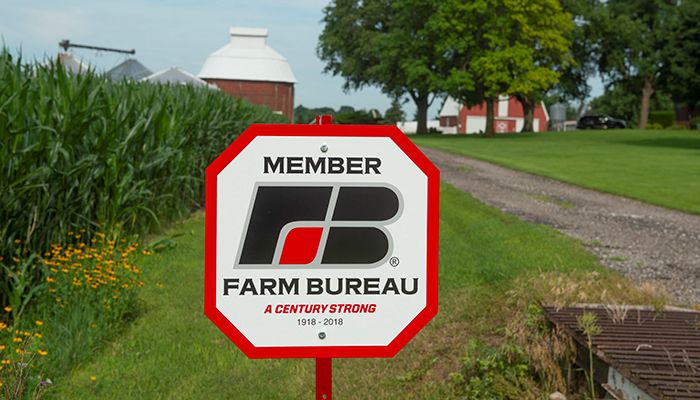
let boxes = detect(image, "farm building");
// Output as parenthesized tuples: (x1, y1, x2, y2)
(143, 67, 214, 88)
(439, 95, 550, 134)
(107, 58, 152, 81)
(198, 27, 297, 120)
(57, 52, 88, 74)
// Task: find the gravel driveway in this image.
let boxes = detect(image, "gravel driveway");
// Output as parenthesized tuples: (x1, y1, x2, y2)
(421, 147, 700, 306)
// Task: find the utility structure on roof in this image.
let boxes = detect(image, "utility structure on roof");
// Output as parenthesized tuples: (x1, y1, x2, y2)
(199, 27, 297, 120)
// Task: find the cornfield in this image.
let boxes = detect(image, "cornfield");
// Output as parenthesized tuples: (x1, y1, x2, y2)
(0, 48, 287, 307)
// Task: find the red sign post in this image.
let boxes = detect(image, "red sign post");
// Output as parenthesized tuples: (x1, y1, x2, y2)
(205, 117, 439, 398)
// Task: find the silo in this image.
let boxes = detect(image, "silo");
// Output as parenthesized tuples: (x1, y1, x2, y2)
(550, 103, 567, 131)
(199, 27, 297, 120)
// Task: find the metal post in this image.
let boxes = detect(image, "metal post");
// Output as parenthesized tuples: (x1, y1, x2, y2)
(316, 115, 333, 125)
(315, 358, 332, 400)
(314, 114, 332, 400)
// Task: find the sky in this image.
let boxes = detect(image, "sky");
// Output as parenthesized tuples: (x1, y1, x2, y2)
(1, 1, 603, 120)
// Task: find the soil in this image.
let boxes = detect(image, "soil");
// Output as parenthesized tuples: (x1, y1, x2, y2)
(421, 146, 700, 306)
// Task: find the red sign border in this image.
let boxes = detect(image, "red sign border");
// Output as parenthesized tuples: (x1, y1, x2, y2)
(204, 124, 439, 359)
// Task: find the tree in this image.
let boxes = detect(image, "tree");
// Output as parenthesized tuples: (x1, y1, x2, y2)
(658, 0, 700, 118)
(318, 0, 448, 133)
(432, 0, 572, 135)
(335, 109, 381, 124)
(547, 0, 599, 118)
(589, 82, 673, 126)
(592, 0, 676, 128)
(294, 105, 335, 124)
(384, 97, 405, 125)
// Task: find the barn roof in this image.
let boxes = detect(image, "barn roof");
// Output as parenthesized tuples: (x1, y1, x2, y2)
(107, 59, 152, 81)
(143, 67, 215, 88)
(198, 27, 296, 84)
(439, 97, 461, 117)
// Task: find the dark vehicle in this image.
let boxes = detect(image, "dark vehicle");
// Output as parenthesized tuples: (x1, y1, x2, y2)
(577, 115, 627, 129)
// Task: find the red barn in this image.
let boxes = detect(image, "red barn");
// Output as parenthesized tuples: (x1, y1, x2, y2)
(199, 27, 297, 120)
(439, 96, 549, 134)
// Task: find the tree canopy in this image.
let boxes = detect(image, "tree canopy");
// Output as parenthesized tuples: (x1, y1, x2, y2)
(318, 0, 698, 134)
(431, 0, 572, 134)
(318, 0, 448, 133)
(591, 0, 676, 128)
(658, 0, 700, 114)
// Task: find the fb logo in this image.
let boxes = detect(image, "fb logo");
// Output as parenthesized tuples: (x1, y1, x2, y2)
(236, 184, 401, 269)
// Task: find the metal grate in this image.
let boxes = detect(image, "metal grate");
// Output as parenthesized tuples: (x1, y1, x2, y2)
(543, 305, 700, 399)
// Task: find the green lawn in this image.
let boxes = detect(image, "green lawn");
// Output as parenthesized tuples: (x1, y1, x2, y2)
(48, 184, 643, 399)
(414, 130, 700, 215)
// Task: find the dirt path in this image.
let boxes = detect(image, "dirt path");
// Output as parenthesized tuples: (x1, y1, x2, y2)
(421, 147, 700, 306)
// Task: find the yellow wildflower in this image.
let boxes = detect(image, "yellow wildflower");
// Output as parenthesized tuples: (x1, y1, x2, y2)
(3, 306, 11, 312)
(0, 345, 5, 351)
(0, 322, 6, 330)
(90, 376, 97, 382)
(12, 337, 22, 343)
(37, 350, 48, 356)
(35, 320, 43, 326)
(46, 276, 55, 283)
(1, 359, 9, 365)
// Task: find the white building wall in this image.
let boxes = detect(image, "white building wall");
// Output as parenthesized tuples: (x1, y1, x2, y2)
(465, 116, 486, 134)
(515, 119, 524, 132)
(498, 95, 509, 117)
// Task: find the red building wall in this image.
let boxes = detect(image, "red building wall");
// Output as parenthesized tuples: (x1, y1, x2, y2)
(205, 79, 294, 121)
(455, 97, 548, 133)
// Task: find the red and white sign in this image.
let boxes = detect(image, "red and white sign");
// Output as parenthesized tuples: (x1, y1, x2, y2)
(204, 124, 439, 358)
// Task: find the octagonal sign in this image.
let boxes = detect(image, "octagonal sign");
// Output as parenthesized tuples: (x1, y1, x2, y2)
(204, 124, 439, 358)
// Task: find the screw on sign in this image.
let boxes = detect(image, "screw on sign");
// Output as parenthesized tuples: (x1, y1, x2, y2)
(204, 115, 439, 399)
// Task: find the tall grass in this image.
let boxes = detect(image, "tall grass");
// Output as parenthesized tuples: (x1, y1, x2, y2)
(0, 48, 287, 308)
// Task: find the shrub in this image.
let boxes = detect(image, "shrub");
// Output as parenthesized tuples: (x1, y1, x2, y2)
(38, 231, 146, 373)
(648, 111, 675, 127)
(449, 340, 540, 400)
(689, 116, 700, 130)
(0, 310, 50, 399)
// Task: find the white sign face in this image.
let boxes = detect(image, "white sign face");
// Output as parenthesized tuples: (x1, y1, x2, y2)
(205, 125, 438, 358)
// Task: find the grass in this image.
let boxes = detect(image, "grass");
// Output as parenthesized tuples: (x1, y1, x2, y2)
(47, 184, 656, 399)
(413, 130, 700, 215)
(527, 194, 576, 209)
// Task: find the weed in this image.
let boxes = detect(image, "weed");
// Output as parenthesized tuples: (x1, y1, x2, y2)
(604, 303, 629, 324)
(395, 357, 437, 383)
(460, 165, 474, 173)
(576, 312, 602, 400)
(450, 340, 540, 400)
(1, 253, 43, 323)
(528, 194, 576, 209)
(0, 320, 50, 399)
